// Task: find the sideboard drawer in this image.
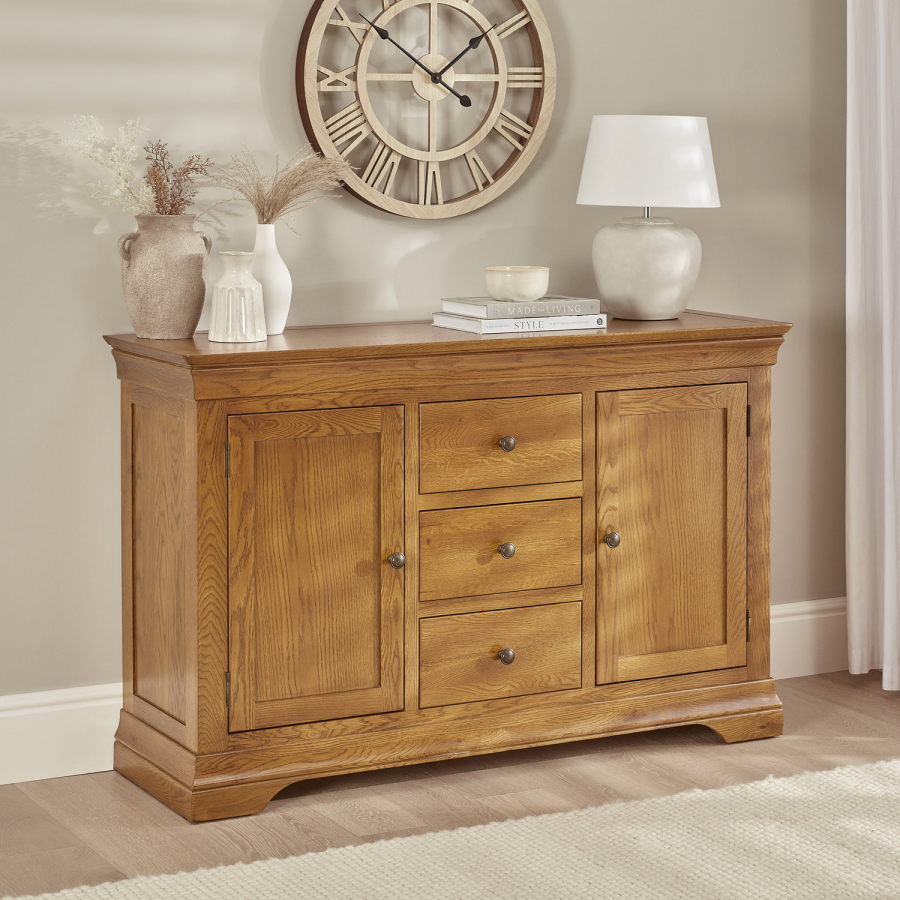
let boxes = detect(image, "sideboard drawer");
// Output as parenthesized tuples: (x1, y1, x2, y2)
(419, 498, 582, 602)
(419, 602, 582, 708)
(419, 394, 582, 493)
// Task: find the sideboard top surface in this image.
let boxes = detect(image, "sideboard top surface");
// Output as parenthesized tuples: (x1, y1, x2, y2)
(104, 309, 792, 370)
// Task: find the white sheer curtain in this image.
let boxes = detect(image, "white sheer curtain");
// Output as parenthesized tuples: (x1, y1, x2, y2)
(847, 0, 900, 691)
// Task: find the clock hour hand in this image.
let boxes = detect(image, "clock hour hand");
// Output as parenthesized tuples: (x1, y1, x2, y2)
(360, 14, 437, 78)
(360, 14, 472, 108)
(438, 23, 497, 76)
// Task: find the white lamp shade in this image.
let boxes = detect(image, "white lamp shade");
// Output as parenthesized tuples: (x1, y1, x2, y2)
(576, 115, 720, 209)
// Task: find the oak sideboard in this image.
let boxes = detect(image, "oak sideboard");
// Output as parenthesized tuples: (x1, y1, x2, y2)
(104, 310, 791, 822)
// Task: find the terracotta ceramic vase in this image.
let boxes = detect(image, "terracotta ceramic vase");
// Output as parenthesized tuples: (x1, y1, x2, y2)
(117, 215, 211, 339)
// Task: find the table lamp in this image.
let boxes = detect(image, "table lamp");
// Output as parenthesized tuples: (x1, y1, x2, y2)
(576, 115, 720, 320)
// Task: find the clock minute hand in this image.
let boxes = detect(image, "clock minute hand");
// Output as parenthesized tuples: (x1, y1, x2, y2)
(438, 23, 498, 76)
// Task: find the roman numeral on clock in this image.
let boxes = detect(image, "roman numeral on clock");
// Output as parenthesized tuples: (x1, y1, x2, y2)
(508, 67, 543, 89)
(465, 150, 495, 192)
(317, 65, 357, 92)
(418, 161, 444, 205)
(493, 109, 533, 150)
(362, 142, 401, 195)
(325, 101, 372, 157)
(496, 10, 531, 40)
(328, 3, 367, 45)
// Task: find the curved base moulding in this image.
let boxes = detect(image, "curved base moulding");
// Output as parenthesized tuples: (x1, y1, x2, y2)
(114, 679, 783, 822)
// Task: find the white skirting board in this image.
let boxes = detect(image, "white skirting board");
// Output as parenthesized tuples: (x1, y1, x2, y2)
(0, 599, 849, 786)
(770, 597, 849, 680)
(0, 683, 121, 786)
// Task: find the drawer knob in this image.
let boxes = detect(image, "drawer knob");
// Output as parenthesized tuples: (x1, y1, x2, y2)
(498, 542, 516, 559)
(604, 532, 621, 549)
(498, 435, 517, 452)
(498, 648, 516, 665)
(388, 552, 406, 569)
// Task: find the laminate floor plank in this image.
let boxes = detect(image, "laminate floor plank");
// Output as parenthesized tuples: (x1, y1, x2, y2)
(3, 673, 899, 897)
(0, 846, 125, 897)
(0, 786, 87, 858)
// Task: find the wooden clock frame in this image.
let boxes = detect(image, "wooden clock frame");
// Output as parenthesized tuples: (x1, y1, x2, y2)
(296, 0, 557, 218)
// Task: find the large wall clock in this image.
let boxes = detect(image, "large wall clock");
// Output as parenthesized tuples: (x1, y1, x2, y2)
(296, 0, 556, 218)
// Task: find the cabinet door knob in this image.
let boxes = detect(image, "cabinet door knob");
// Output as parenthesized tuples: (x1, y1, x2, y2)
(498, 648, 516, 665)
(498, 542, 516, 559)
(498, 435, 517, 452)
(604, 532, 621, 549)
(388, 552, 406, 569)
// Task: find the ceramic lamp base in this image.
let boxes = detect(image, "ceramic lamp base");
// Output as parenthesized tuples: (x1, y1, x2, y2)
(592, 217, 702, 320)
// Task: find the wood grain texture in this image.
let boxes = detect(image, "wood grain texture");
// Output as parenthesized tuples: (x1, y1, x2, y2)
(419, 602, 582, 707)
(597, 384, 748, 683)
(195, 400, 229, 755)
(747, 366, 773, 681)
(418, 480, 582, 511)
(419, 498, 582, 601)
(104, 312, 792, 370)
(105, 311, 790, 822)
(228, 406, 405, 732)
(420, 394, 582, 492)
(158, 338, 787, 402)
(130, 392, 190, 726)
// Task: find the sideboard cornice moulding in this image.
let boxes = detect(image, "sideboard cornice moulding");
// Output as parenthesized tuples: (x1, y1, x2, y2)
(105, 310, 791, 822)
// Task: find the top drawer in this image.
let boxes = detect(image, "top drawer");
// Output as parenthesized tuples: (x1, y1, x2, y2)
(420, 394, 582, 493)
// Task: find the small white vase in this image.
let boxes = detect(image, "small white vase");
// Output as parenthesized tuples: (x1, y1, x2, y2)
(208, 252, 267, 343)
(251, 224, 292, 335)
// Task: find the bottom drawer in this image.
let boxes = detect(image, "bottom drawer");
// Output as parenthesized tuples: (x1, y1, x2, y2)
(419, 602, 582, 708)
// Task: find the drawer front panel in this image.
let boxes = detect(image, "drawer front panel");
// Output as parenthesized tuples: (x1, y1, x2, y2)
(420, 394, 582, 493)
(419, 498, 582, 602)
(419, 602, 582, 708)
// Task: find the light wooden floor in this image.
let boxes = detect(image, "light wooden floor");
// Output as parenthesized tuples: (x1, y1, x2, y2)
(1, 671, 898, 897)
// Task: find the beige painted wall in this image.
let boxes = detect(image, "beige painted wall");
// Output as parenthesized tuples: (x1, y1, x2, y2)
(0, 0, 846, 696)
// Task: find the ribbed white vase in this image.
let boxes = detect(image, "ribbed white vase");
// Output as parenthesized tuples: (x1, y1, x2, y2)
(251, 224, 292, 335)
(208, 252, 267, 343)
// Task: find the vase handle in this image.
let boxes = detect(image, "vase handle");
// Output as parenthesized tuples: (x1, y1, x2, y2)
(117, 232, 139, 268)
(199, 232, 212, 255)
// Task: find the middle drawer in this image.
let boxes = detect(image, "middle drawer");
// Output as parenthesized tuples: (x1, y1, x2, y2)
(419, 498, 582, 602)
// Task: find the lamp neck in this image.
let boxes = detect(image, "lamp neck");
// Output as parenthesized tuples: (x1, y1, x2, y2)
(644, 207, 652, 219)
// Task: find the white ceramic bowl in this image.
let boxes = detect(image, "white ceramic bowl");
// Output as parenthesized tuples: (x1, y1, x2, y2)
(486, 266, 550, 303)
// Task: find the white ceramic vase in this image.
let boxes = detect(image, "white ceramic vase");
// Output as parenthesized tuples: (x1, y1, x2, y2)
(591, 216, 702, 320)
(251, 224, 292, 335)
(208, 252, 267, 343)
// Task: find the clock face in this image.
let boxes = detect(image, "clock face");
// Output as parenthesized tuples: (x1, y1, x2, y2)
(297, 0, 556, 218)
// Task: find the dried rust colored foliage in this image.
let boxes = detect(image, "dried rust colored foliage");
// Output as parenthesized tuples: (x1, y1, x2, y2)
(144, 140, 212, 216)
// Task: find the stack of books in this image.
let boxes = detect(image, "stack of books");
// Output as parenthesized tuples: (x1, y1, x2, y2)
(433, 295, 607, 334)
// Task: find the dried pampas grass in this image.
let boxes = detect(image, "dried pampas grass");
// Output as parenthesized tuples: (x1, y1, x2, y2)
(212, 147, 351, 227)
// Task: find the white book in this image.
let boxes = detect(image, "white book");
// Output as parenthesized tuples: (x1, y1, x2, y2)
(442, 295, 603, 319)
(433, 312, 608, 334)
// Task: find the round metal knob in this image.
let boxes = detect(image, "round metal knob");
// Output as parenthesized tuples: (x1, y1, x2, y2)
(498, 436, 517, 453)
(498, 648, 515, 665)
(388, 552, 406, 569)
(498, 542, 516, 559)
(604, 532, 621, 549)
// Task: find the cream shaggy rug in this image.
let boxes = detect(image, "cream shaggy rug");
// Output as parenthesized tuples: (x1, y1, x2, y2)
(17, 759, 900, 900)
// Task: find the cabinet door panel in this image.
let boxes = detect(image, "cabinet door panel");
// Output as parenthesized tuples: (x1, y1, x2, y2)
(228, 406, 404, 731)
(597, 385, 747, 684)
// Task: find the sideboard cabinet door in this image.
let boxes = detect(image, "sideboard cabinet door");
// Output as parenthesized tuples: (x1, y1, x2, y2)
(596, 385, 748, 684)
(227, 406, 405, 732)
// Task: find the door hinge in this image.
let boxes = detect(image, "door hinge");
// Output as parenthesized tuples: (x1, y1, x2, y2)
(225, 442, 230, 479)
(746, 610, 752, 641)
(747, 405, 752, 437)
(225, 672, 231, 708)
